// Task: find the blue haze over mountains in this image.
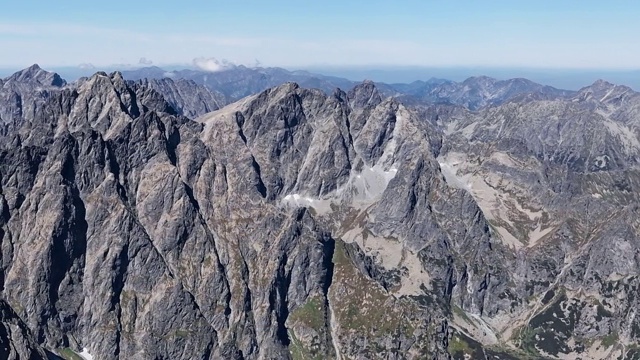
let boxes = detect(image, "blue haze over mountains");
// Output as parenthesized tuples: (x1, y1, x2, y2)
(2, 65, 640, 91)
(111, 64, 578, 112)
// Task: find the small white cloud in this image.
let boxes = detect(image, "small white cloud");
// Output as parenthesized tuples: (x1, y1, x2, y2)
(192, 57, 235, 72)
(78, 63, 95, 70)
(139, 57, 153, 65)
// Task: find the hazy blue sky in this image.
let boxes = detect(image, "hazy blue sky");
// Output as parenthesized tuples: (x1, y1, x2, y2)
(1, 0, 638, 69)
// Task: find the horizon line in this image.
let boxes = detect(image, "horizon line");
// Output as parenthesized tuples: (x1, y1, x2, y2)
(1, 62, 640, 73)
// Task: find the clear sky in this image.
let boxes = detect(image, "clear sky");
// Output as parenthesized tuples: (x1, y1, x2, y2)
(1, 0, 639, 70)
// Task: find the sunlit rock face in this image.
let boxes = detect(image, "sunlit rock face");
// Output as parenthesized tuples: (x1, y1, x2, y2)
(1, 65, 640, 359)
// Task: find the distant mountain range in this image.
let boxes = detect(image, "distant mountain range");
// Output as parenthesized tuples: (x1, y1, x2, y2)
(120, 65, 577, 113)
(4, 65, 640, 90)
(1, 64, 583, 123)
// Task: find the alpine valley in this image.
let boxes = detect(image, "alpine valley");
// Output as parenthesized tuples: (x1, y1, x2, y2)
(1, 64, 640, 360)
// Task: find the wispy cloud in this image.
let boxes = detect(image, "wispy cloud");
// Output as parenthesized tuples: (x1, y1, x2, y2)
(192, 57, 236, 72)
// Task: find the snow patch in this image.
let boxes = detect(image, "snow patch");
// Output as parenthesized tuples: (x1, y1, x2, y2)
(280, 106, 402, 211)
(280, 164, 399, 214)
(79, 348, 94, 360)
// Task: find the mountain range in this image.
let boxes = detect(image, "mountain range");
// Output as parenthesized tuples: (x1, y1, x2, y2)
(120, 65, 577, 112)
(1, 65, 640, 360)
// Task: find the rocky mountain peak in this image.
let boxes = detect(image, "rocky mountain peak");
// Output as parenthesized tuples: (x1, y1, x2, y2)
(1, 65, 69, 127)
(347, 80, 382, 109)
(4, 63, 66, 87)
(135, 77, 226, 118)
(268, 81, 300, 94)
(110, 70, 125, 81)
(590, 78, 616, 89)
(576, 78, 635, 103)
(461, 75, 497, 87)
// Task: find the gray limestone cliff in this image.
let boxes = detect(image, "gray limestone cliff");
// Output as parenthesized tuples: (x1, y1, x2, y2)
(0, 65, 639, 360)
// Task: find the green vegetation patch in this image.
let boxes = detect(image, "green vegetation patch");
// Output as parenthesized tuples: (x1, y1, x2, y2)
(601, 332, 619, 348)
(449, 334, 472, 354)
(448, 330, 486, 360)
(289, 295, 326, 331)
(58, 348, 85, 360)
(452, 304, 473, 324)
(516, 326, 542, 356)
(288, 331, 325, 360)
(519, 293, 586, 357)
(332, 241, 410, 334)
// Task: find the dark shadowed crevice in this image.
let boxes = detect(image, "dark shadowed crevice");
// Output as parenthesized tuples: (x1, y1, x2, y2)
(235, 243, 259, 356)
(250, 156, 267, 198)
(235, 113, 248, 145)
(125, 87, 141, 118)
(184, 183, 200, 212)
(164, 125, 180, 167)
(111, 242, 129, 359)
(271, 254, 292, 347)
(181, 179, 233, 329)
(111, 243, 130, 308)
(321, 236, 335, 296)
(201, 342, 213, 360)
(0, 318, 9, 360)
(48, 150, 88, 342)
(321, 235, 337, 357)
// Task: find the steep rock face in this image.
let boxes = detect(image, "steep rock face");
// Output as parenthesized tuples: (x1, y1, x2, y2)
(197, 82, 515, 359)
(3, 65, 640, 360)
(0, 299, 49, 360)
(0, 70, 517, 359)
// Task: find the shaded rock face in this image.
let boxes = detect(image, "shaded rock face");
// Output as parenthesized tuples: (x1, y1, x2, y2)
(1, 64, 640, 360)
